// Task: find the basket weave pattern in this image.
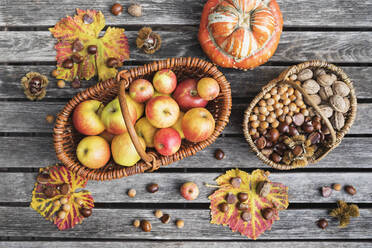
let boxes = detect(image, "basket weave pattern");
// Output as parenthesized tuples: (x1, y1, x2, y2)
(54, 57, 232, 180)
(243, 60, 357, 170)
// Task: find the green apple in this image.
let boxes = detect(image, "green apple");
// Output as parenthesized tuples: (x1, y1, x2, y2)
(100, 96, 137, 135)
(76, 136, 110, 169)
(171, 111, 185, 139)
(111, 132, 146, 167)
(135, 117, 158, 147)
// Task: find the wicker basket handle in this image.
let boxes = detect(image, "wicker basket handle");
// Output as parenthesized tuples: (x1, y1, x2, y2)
(117, 70, 154, 164)
(281, 80, 337, 146)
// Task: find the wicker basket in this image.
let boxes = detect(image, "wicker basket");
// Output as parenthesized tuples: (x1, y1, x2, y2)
(54, 57, 232, 180)
(243, 60, 357, 170)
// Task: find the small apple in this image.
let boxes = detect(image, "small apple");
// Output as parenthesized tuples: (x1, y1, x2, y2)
(171, 111, 185, 139)
(146, 96, 180, 128)
(180, 182, 199, 201)
(154, 128, 181, 156)
(182, 108, 215, 142)
(127, 94, 144, 120)
(99, 130, 115, 143)
(72, 100, 105, 135)
(111, 132, 146, 167)
(129, 79, 154, 103)
(100, 96, 137, 135)
(172, 78, 208, 111)
(152, 69, 177, 94)
(197, 77, 220, 101)
(152, 91, 171, 99)
(135, 117, 158, 147)
(76, 136, 110, 169)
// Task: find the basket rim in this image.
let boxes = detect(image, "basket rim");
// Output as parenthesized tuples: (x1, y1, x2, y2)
(242, 60, 357, 170)
(53, 57, 232, 180)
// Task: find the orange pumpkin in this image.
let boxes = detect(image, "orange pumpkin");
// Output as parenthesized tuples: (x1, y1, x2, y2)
(198, 0, 283, 70)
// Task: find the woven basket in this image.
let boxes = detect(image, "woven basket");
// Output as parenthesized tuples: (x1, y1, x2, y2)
(243, 60, 357, 170)
(54, 57, 232, 180)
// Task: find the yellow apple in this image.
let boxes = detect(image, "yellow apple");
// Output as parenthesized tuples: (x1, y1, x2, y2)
(76, 136, 110, 169)
(100, 96, 137, 135)
(152, 91, 171, 98)
(72, 100, 105, 135)
(127, 94, 144, 120)
(182, 108, 215, 142)
(135, 117, 158, 147)
(111, 132, 146, 167)
(145, 96, 180, 128)
(171, 111, 185, 139)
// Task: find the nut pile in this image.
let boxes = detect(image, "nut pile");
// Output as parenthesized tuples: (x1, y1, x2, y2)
(249, 84, 333, 167)
(292, 68, 352, 130)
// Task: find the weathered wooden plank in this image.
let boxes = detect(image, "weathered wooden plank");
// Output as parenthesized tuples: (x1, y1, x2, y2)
(1, 207, 371, 239)
(1, 0, 371, 27)
(1, 136, 372, 169)
(1, 241, 371, 248)
(1, 172, 371, 203)
(0, 102, 370, 134)
(1, 31, 372, 63)
(1, 65, 370, 99)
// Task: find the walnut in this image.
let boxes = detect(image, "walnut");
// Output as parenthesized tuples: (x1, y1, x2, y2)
(330, 73, 338, 81)
(344, 97, 350, 110)
(289, 74, 297, 81)
(319, 86, 333, 101)
(332, 81, 350, 97)
(302, 79, 320, 94)
(318, 104, 334, 118)
(305, 94, 321, 106)
(314, 68, 326, 77)
(297, 69, 313, 81)
(331, 112, 345, 130)
(329, 95, 348, 113)
(317, 74, 335, 87)
(128, 4, 142, 17)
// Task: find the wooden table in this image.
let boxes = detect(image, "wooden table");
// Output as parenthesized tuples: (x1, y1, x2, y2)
(1, 0, 372, 247)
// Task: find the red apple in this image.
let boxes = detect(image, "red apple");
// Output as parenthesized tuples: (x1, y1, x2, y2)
(145, 96, 180, 128)
(76, 136, 110, 169)
(197, 77, 220, 101)
(72, 100, 105, 135)
(182, 108, 215, 142)
(152, 69, 177, 94)
(129, 79, 154, 103)
(172, 78, 208, 111)
(154, 128, 181, 156)
(180, 182, 199, 200)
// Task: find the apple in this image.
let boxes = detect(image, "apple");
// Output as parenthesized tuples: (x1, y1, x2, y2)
(197, 77, 220, 101)
(76, 136, 110, 169)
(152, 91, 170, 98)
(146, 96, 180, 128)
(111, 132, 146, 167)
(172, 78, 208, 111)
(135, 117, 158, 147)
(154, 128, 181, 156)
(152, 69, 177, 94)
(180, 182, 199, 201)
(72, 100, 105, 135)
(100, 96, 137, 135)
(127, 94, 144, 120)
(99, 130, 115, 143)
(171, 111, 185, 139)
(182, 108, 215, 142)
(129, 79, 154, 103)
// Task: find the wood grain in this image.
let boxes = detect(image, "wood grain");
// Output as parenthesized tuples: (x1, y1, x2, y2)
(1, 31, 372, 63)
(0, 102, 369, 134)
(1, 136, 372, 169)
(1, 207, 371, 239)
(1, 241, 371, 248)
(1, 172, 371, 203)
(1, 0, 371, 27)
(1, 65, 370, 99)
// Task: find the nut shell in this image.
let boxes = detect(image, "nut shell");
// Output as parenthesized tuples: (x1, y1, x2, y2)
(128, 4, 142, 17)
(329, 95, 348, 113)
(297, 69, 313, 81)
(318, 104, 333, 118)
(314, 68, 326, 77)
(305, 94, 321, 106)
(331, 112, 345, 130)
(319, 86, 333, 101)
(302, 79, 320, 94)
(332, 81, 350, 97)
(317, 74, 335, 87)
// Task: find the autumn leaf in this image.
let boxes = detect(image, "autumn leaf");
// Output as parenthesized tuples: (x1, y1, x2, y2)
(49, 9, 129, 82)
(30, 165, 94, 230)
(209, 169, 289, 239)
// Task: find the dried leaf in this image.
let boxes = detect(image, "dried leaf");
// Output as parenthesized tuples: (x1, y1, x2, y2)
(30, 165, 94, 230)
(49, 9, 129, 82)
(209, 169, 289, 239)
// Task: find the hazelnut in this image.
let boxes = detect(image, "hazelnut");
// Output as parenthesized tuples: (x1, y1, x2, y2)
(46, 115, 54, 124)
(53, 200, 61, 207)
(329, 95, 348, 113)
(317, 74, 335, 87)
(303, 79, 320, 94)
(128, 188, 136, 198)
(128, 4, 142, 17)
(58, 210, 67, 219)
(133, 219, 140, 228)
(297, 69, 313, 81)
(333, 183, 342, 191)
(176, 219, 185, 228)
(57, 80, 65, 88)
(333, 81, 350, 97)
(319, 86, 333, 101)
(60, 197, 68, 205)
(62, 204, 71, 212)
(154, 209, 163, 218)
